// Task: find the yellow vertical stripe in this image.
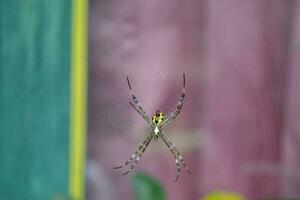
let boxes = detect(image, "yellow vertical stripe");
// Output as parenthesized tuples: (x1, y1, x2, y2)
(69, 0, 87, 199)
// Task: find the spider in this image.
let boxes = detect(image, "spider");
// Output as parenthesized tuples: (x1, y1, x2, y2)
(114, 73, 192, 181)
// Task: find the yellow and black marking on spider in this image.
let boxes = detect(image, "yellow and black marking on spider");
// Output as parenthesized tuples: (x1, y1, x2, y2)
(114, 73, 192, 181)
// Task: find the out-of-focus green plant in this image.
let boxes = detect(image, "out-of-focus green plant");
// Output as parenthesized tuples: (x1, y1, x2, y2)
(203, 191, 245, 200)
(132, 172, 166, 200)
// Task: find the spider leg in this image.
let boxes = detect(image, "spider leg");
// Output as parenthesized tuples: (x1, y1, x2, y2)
(163, 73, 186, 128)
(160, 132, 192, 179)
(172, 154, 181, 182)
(129, 102, 151, 126)
(172, 149, 182, 182)
(159, 133, 182, 181)
(114, 133, 152, 170)
(126, 77, 150, 124)
(122, 134, 154, 175)
(163, 133, 192, 175)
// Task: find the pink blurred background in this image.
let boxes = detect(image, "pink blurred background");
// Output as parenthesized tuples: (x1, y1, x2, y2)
(87, 0, 300, 199)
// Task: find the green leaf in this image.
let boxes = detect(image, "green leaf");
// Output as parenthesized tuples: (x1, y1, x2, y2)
(132, 172, 166, 200)
(203, 191, 245, 200)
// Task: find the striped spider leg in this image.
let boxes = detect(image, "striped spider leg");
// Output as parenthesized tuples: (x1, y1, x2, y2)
(161, 73, 191, 181)
(114, 133, 154, 175)
(127, 77, 151, 125)
(160, 131, 192, 181)
(163, 73, 186, 128)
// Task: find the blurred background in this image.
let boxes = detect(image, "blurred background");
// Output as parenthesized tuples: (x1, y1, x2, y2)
(1, 0, 300, 200)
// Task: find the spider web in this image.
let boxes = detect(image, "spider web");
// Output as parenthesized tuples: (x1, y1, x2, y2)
(87, 0, 300, 199)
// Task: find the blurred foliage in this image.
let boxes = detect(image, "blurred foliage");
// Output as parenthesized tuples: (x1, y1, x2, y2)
(132, 172, 166, 200)
(203, 191, 245, 200)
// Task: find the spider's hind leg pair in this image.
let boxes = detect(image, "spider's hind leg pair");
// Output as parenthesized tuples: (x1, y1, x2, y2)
(114, 73, 192, 181)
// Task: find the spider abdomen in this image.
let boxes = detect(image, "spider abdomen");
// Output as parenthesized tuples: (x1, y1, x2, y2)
(154, 126, 160, 134)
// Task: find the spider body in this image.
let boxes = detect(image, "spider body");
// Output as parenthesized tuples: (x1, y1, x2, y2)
(114, 73, 191, 181)
(152, 110, 165, 138)
(152, 110, 165, 126)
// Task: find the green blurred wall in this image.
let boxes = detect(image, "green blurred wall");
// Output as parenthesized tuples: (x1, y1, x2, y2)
(0, 0, 71, 199)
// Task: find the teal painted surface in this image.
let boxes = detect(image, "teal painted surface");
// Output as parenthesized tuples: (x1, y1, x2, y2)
(0, 0, 71, 199)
